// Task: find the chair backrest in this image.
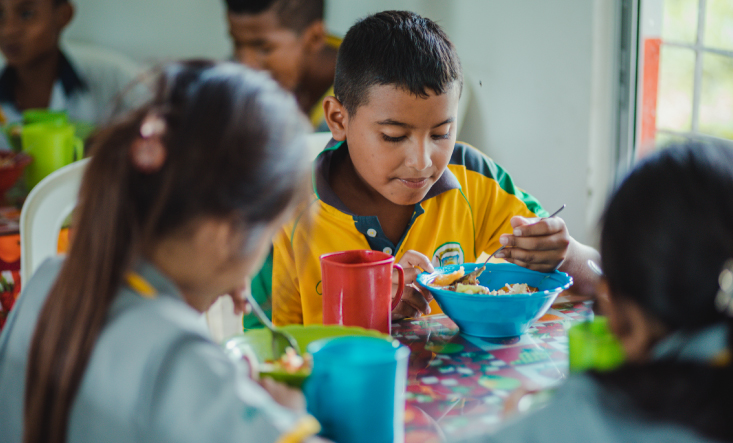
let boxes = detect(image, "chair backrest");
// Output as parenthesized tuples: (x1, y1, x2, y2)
(20, 158, 89, 284)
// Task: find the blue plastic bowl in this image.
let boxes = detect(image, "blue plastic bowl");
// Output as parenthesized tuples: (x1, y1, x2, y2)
(416, 263, 573, 338)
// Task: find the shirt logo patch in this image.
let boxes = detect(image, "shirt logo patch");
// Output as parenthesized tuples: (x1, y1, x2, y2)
(432, 242, 464, 268)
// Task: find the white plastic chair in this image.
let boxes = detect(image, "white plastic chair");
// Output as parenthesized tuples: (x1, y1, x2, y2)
(20, 158, 89, 285)
(306, 131, 333, 161)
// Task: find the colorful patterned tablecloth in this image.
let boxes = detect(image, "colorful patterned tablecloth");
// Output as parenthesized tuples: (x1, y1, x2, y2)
(394, 300, 593, 442)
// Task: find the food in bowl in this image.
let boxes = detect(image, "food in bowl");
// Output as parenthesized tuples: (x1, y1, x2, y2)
(455, 282, 538, 295)
(0, 152, 32, 200)
(431, 267, 465, 286)
(261, 347, 313, 375)
(429, 265, 538, 295)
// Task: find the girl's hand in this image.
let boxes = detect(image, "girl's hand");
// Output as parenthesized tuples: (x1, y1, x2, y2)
(495, 215, 570, 272)
(259, 377, 306, 411)
(391, 250, 435, 321)
(225, 281, 252, 316)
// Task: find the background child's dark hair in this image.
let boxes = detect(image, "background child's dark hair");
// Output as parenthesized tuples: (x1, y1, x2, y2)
(224, 0, 323, 33)
(334, 10, 463, 116)
(23, 60, 309, 443)
(595, 141, 733, 441)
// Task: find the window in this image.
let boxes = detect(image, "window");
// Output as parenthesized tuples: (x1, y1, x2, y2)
(637, 0, 733, 157)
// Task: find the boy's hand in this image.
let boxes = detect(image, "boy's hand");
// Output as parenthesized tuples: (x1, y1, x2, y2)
(494, 215, 570, 272)
(391, 250, 435, 321)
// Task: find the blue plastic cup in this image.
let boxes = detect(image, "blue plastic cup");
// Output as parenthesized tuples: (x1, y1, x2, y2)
(304, 336, 410, 443)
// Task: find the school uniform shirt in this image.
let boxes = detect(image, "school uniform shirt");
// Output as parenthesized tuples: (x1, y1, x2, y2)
(0, 257, 315, 443)
(271, 140, 548, 326)
(0, 42, 148, 149)
(460, 323, 731, 443)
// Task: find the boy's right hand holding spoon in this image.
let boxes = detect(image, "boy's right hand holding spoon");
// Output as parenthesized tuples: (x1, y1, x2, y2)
(494, 204, 568, 272)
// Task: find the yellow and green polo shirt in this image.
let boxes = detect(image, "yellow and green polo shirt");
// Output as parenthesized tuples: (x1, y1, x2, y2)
(270, 140, 548, 326)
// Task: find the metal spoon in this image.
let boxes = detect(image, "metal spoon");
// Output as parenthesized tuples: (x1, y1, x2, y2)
(455, 204, 567, 285)
(242, 290, 301, 358)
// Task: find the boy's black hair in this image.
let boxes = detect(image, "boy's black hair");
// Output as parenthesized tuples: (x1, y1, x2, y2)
(225, 0, 323, 32)
(335, 10, 462, 116)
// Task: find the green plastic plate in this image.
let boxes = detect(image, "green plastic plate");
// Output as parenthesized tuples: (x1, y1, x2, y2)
(223, 324, 392, 388)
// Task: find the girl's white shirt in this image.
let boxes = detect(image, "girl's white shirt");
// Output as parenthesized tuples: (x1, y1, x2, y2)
(0, 257, 305, 443)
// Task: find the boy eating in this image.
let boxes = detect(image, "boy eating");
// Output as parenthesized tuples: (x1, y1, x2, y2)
(225, 0, 338, 131)
(272, 10, 600, 325)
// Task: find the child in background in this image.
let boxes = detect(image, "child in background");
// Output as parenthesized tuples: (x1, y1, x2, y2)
(271, 11, 600, 326)
(225, 0, 338, 131)
(0, 61, 324, 443)
(0, 0, 145, 147)
(465, 141, 733, 443)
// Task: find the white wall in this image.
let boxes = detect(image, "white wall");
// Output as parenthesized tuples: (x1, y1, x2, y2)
(326, 0, 617, 244)
(63, 0, 617, 244)
(64, 0, 231, 64)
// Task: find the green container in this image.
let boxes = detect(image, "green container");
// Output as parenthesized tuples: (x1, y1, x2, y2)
(22, 109, 69, 125)
(568, 316, 625, 372)
(3, 110, 94, 153)
(21, 122, 84, 190)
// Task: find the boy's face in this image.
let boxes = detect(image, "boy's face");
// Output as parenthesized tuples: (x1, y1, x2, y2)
(0, 0, 72, 68)
(227, 8, 308, 92)
(337, 84, 460, 206)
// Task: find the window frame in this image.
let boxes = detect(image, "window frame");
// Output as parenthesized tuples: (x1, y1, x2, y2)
(657, 0, 733, 143)
(633, 0, 733, 160)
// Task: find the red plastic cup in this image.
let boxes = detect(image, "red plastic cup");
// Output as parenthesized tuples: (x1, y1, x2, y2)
(320, 250, 404, 335)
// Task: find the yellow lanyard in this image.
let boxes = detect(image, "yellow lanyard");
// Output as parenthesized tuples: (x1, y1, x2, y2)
(125, 271, 157, 299)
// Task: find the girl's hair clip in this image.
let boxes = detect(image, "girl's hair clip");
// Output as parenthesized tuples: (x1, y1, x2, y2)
(715, 259, 733, 317)
(130, 113, 167, 173)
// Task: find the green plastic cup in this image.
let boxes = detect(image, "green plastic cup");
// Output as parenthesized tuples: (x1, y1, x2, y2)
(22, 109, 69, 126)
(21, 122, 84, 190)
(568, 316, 625, 372)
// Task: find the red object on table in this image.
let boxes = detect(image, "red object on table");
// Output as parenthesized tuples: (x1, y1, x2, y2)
(0, 152, 32, 199)
(0, 203, 71, 331)
(0, 269, 21, 329)
(396, 301, 593, 441)
(320, 250, 404, 335)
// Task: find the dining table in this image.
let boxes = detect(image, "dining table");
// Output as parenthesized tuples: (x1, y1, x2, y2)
(394, 298, 594, 443)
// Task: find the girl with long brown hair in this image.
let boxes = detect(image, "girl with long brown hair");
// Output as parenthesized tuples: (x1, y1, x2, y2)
(0, 61, 321, 443)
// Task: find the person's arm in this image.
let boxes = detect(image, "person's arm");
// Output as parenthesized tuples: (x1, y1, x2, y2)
(390, 250, 436, 321)
(456, 145, 599, 296)
(145, 336, 319, 443)
(558, 237, 601, 296)
(272, 229, 304, 326)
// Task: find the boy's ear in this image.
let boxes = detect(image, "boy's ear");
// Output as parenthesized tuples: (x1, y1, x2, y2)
(56, 2, 74, 30)
(323, 96, 348, 141)
(301, 20, 326, 53)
